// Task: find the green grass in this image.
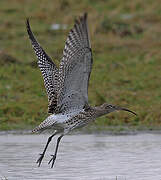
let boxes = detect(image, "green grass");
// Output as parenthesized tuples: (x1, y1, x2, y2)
(0, 0, 161, 131)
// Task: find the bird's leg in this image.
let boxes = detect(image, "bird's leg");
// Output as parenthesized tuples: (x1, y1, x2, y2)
(37, 132, 57, 167)
(48, 135, 63, 168)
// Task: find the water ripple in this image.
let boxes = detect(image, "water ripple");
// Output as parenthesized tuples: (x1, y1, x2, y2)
(0, 133, 161, 180)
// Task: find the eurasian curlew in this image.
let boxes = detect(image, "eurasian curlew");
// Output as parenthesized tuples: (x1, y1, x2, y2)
(26, 13, 136, 168)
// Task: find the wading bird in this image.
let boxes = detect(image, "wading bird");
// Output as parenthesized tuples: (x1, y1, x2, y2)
(26, 13, 136, 168)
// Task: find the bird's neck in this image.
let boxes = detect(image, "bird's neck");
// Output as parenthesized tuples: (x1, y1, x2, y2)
(92, 106, 107, 118)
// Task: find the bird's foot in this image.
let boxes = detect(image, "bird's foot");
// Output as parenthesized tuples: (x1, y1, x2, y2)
(36, 153, 44, 167)
(48, 154, 56, 168)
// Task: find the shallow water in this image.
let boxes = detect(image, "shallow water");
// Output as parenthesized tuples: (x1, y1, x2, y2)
(0, 133, 161, 180)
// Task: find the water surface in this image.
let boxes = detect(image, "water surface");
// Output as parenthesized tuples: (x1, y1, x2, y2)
(0, 133, 161, 180)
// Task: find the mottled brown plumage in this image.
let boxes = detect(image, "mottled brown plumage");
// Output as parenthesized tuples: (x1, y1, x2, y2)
(26, 13, 136, 168)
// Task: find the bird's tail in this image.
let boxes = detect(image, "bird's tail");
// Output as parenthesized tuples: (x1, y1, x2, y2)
(32, 116, 55, 133)
(32, 125, 44, 133)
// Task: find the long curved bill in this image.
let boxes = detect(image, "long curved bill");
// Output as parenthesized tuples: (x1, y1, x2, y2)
(116, 107, 137, 116)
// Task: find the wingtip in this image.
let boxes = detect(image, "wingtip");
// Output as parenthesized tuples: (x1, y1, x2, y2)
(26, 17, 29, 22)
(84, 12, 88, 19)
(78, 12, 88, 23)
(25, 17, 36, 41)
(26, 18, 31, 34)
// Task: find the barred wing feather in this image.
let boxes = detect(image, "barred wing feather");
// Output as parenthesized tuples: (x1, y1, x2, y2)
(26, 19, 59, 114)
(58, 13, 93, 113)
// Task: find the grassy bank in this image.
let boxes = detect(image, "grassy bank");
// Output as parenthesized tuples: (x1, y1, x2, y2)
(0, 0, 161, 131)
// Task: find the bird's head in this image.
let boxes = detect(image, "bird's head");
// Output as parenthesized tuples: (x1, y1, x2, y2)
(100, 103, 137, 115)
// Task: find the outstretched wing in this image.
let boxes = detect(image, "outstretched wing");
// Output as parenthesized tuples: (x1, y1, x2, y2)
(58, 13, 93, 113)
(26, 19, 59, 114)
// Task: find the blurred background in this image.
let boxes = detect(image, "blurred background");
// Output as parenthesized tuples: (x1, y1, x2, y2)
(0, 0, 161, 132)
